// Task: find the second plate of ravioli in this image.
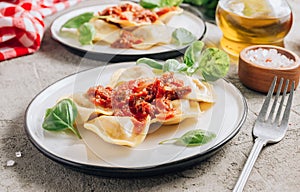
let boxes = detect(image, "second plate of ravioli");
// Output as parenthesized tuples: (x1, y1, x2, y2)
(50, 3, 206, 61)
(25, 62, 247, 177)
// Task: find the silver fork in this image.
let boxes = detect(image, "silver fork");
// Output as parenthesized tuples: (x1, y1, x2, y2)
(233, 77, 295, 192)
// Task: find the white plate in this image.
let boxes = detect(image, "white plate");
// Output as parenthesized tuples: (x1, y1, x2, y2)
(50, 3, 206, 61)
(25, 63, 247, 176)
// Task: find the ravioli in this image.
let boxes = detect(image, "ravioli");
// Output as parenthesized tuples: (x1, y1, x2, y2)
(108, 65, 155, 88)
(89, 19, 120, 44)
(155, 6, 184, 24)
(132, 24, 174, 49)
(151, 99, 201, 125)
(69, 66, 214, 147)
(92, 2, 184, 49)
(97, 1, 161, 27)
(71, 93, 113, 124)
(84, 116, 151, 147)
(60, 1, 189, 50)
(174, 73, 215, 103)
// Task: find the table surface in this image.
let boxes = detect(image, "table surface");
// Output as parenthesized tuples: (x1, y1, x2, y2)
(1, 0, 299, 191)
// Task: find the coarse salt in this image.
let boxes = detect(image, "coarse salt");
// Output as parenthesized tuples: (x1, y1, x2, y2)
(6, 160, 15, 167)
(15, 151, 22, 158)
(245, 48, 295, 68)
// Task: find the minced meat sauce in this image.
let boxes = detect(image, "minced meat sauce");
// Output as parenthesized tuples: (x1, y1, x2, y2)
(86, 73, 192, 134)
(110, 30, 143, 49)
(98, 3, 178, 49)
(98, 3, 159, 24)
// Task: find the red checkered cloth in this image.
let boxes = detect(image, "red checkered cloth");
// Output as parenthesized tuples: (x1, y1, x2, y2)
(0, 0, 81, 61)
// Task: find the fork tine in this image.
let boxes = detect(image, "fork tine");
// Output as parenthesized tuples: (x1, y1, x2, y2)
(274, 79, 289, 125)
(279, 81, 295, 128)
(257, 76, 277, 121)
(267, 78, 284, 122)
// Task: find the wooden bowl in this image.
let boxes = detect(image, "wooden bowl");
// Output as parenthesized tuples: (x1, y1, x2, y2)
(238, 45, 300, 93)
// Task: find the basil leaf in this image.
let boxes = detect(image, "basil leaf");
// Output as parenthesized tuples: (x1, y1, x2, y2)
(197, 48, 230, 82)
(140, 0, 161, 9)
(135, 40, 230, 82)
(183, 41, 204, 67)
(136, 58, 163, 70)
(172, 28, 197, 46)
(78, 23, 95, 45)
(140, 0, 183, 8)
(62, 12, 94, 29)
(159, 129, 216, 146)
(177, 129, 216, 146)
(160, 0, 183, 7)
(45, 108, 52, 118)
(163, 59, 187, 72)
(42, 98, 81, 139)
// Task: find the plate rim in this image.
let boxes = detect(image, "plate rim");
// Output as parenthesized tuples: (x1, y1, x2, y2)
(50, 3, 207, 59)
(24, 64, 247, 177)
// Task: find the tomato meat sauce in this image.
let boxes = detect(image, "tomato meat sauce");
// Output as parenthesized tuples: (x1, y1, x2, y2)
(98, 3, 158, 24)
(87, 86, 112, 108)
(111, 30, 143, 49)
(155, 7, 178, 17)
(86, 73, 192, 134)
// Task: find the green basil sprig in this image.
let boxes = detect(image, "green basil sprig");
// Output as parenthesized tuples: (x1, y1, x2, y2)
(140, 0, 183, 8)
(60, 12, 95, 45)
(42, 98, 81, 139)
(62, 12, 94, 29)
(163, 59, 187, 72)
(171, 28, 197, 46)
(136, 58, 163, 70)
(140, 0, 161, 8)
(196, 47, 230, 81)
(136, 40, 230, 82)
(78, 23, 95, 45)
(184, 40, 204, 67)
(159, 129, 216, 146)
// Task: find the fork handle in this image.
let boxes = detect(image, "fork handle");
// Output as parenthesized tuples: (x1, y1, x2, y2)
(233, 138, 267, 192)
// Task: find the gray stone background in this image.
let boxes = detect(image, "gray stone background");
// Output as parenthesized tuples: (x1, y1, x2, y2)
(1, 0, 299, 191)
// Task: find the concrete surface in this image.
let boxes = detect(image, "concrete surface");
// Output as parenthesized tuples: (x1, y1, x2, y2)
(1, 0, 299, 191)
